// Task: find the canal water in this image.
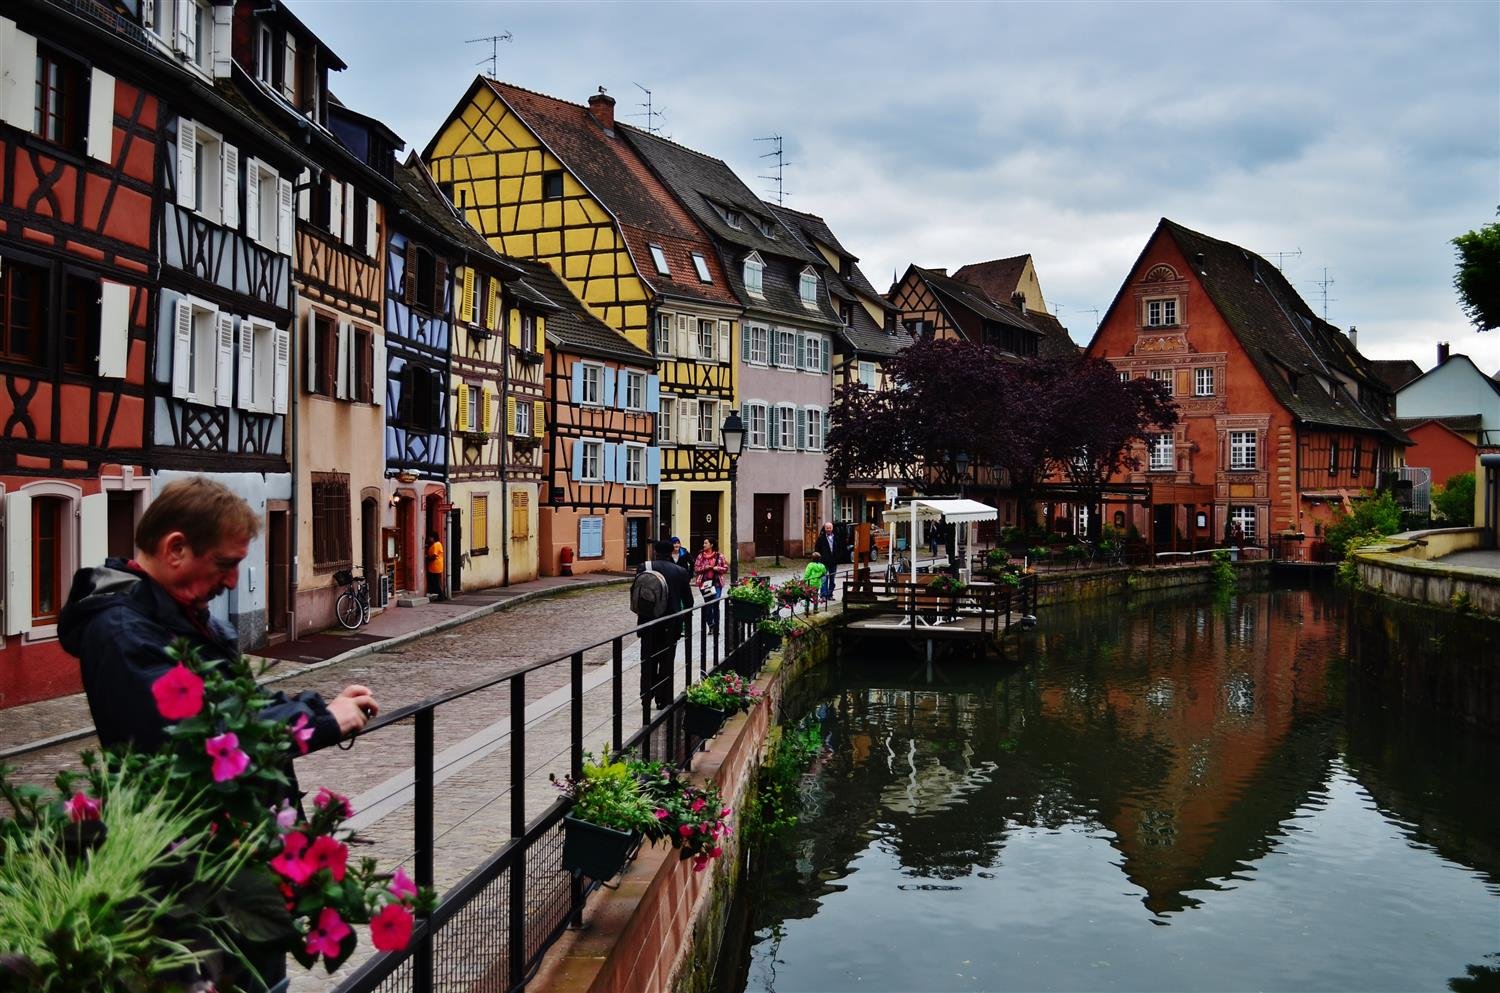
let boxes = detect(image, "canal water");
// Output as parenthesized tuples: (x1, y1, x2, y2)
(714, 587, 1500, 993)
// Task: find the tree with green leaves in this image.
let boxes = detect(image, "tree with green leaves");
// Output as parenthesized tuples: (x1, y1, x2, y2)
(1452, 221, 1500, 331)
(1432, 471, 1476, 526)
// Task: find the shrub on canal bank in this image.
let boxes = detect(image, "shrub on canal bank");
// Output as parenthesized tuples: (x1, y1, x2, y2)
(1326, 491, 1403, 559)
(745, 717, 827, 843)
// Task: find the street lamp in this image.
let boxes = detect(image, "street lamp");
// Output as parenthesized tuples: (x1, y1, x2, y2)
(720, 408, 746, 585)
(953, 450, 970, 498)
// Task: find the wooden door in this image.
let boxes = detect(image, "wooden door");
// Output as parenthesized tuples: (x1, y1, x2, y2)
(753, 495, 783, 557)
(803, 490, 821, 553)
(267, 510, 289, 635)
(397, 497, 416, 592)
(690, 491, 719, 554)
(1152, 504, 1174, 550)
(658, 489, 674, 544)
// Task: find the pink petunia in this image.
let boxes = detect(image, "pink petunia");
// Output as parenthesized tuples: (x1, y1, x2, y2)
(290, 714, 315, 755)
(370, 903, 415, 952)
(270, 832, 313, 885)
(273, 800, 298, 831)
(151, 664, 204, 721)
(304, 907, 351, 960)
(690, 797, 706, 813)
(710, 846, 723, 859)
(65, 791, 101, 823)
(720, 807, 732, 819)
(679, 823, 694, 838)
(654, 808, 669, 820)
(314, 787, 354, 819)
(305, 834, 348, 882)
(692, 856, 709, 872)
(204, 733, 249, 782)
(389, 867, 418, 900)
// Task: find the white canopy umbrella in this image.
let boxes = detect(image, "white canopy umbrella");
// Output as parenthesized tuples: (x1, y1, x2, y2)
(881, 498, 998, 582)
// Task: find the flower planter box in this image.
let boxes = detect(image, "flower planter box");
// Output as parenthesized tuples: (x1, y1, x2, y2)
(562, 815, 640, 881)
(759, 630, 783, 652)
(730, 600, 767, 623)
(684, 701, 729, 740)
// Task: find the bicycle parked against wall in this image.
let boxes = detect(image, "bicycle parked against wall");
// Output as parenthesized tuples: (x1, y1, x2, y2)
(334, 568, 370, 630)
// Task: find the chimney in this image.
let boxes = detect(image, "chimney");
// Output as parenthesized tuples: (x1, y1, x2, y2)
(1437, 341, 1450, 365)
(1011, 290, 1026, 314)
(587, 87, 615, 130)
(1347, 325, 1357, 350)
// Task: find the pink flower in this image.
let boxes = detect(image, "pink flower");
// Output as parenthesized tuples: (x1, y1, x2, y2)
(654, 808, 669, 820)
(690, 797, 706, 813)
(370, 903, 415, 952)
(305, 834, 348, 882)
(304, 907, 351, 960)
(290, 714, 315, 755)
(65, 791, 101, 823)
(692, 856, 709, 872)
(679, 823, 694, 838)
(273, 801, 297, 831)
(314, 787, 353, 819)
(271, 832, 313, 885)
(151, 664, 204, 721)
(389, 867, 418, 900)
(710, 846, 723, 859)
(720, 807, 732, 819)
(205, 733, 249, 782)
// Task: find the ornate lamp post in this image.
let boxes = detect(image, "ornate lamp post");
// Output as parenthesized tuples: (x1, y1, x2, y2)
(953, 450, 970, 499)
(720, 409, 746, 585)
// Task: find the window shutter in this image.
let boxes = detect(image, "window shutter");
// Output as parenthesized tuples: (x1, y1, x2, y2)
(342, 182, 355, 246)
(171, 298, 192, 398)
(327, 179, 343, 240)
(645, 373, 660, 413)
(719, 320, 731, 364)
(244, 159, 261, 242)
(4, 491, 32, 636)
(603, 367, 617, 409)
(304, 311, 319, 394)
(213, 311, 234, 406)
(766, 405, 778, 449)
(459, 267, 475, 324)
(296, 168, 309, 221)
(570, 363, 583, 405)
(97, 280, 130, 378)
(365, 196, 378, 257)
(281, 33, 296, 102)
(795, 407, 807, 450)
(742, 323, 752, 363)
(455, 383, 469, 432)
(273, 326, 290, 414)
(371, 335, 386, 407)
(571, 438, 584, 481)
(141, 1, 154, 33)
(676, 314, 691, 357)
(429, 369, 443, 429)
(482, 388, 493, 433)
(508, 308, 522, 348)
(175, 0, 194, 58)
(219, 143, 238, 228)
(532, 400, 544, 438)
(433, 258, 448, 313)
(236, 318, 254, 410)
(680, 400, 697, 446)
(646, 447, 661, 485)
(403, 242, 417, 304)
(506, 396, 516, 435)
(80, 490, 108, 572)
(176, 118, 196, 208)
(211, 2, 231, 75)
(486, 278, 501, 330)
(335, 321, 350, 399)
(86, 68, 115, 163)
(821, 336, 831, 373)
(602, 443, 619, 483)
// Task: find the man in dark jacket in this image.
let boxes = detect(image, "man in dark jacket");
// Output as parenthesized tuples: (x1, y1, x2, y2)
(814, 521, 842, 601)
(634, 538, 692, 710)
(58, 476, 376, 755)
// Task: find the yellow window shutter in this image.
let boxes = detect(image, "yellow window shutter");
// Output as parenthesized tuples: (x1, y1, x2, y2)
(532, 399, 544, 438)
(481, 388, 493, 433)
(460, 268, 475, 323)
(508, 309, 522, 348)
(507, 396, 517, 435)
(487, 279, 501, 330)
(456, 383, 470, 432)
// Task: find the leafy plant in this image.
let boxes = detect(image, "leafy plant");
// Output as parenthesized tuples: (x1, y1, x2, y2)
(984, 548, 1008, 568)
(775, 578, 818, 606)
(1210, 548, 1236, 594)
(553, 752, 660, 839)
(727, 578, 776, 610)
(1450, 591, 1474, 614)
(927, 575, 967, 595)
(1325, 491, 1403, 559)
(747, 718, 826, 842)
(1027, 546, 1049, 561)
(1432, 472, 1476, 526)
(684, 672, 759, 713)
(756, 615, 804, 640)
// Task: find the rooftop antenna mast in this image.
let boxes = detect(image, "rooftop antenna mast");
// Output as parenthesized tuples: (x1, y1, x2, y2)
(631, 82, 668, 136)
(1310, 267, 1336, 322)
(1262, 247, 1302, 273)
(466, 32, 512, 77)
(756, 134, 792, 205)
(1074, 306, 1101, 331)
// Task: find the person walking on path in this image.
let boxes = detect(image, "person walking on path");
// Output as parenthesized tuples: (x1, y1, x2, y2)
(426, 531, 445, 601)
(634, 539, 692, 710)
(803, 552, 828, 596)
(670, 535, 693, 571)
(693, 537, 729, 634)
(814, 521, 842, 601)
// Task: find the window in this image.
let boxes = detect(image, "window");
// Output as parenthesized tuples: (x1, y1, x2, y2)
(746, 402, 768, 448)
(1351, 442, 1362, 474)
(255, 22, 275, 84)
(858, 361, 877, 389)
(655, 312, 673, 355)
(1149, 433, 1174, 471)
(1328, 439, 1339, 475)
(60, 275, 100, 374)
(309, 311, 337, 396)
(1230, 506, 1257, 543)
(0, 258, 43, 365)
(800, 334, 828, 373)
(624, 445, 645, 485)
(311, 472, 351, 570)
(691, 252, 712, 283)
(624, 370, 645, 411)
(514, 397, 532, 437)
(580, 363, 603, 405)
(744, 254, 764, 296)
(698, 399, 719, 445)
(190, 0, 210, 69)
(777, 405, 796, 450)
(352, 327, 373, 404)
(1150, 368, 1174, 393)
(395, 362, 441, 431)
(1229, 431, 1256, 470)
(1146, 297, 1177, 327)
(649, 244, 670, 276)
(32, 497, 64, 625)
(470, 495, 488, 554)
(657, 396, 675, 444)
(799, 268, 819, 307)
(806, 407, 824, 451)
(511, 490, 529, 540)
(171, 296, 226, 405)
(697, 318, 715, 360)
(351, 189, 369, 253)
(238, 318, 278, 412)
(744, 324, 769, 365)
(33, 47, 83, 150)
(774, 329, 796, 367)
(519, 313, 538, 352)
(579, 440, 604, 481)
(414, 247, 436, 312)
(542, 170, 564, 200)
(718, 205, 742, 229)
(1195, 367, 1215, 396)
(281, 29, 297, 103)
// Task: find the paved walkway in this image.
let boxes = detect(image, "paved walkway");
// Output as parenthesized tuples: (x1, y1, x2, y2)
(1434, 549, 1500, 573)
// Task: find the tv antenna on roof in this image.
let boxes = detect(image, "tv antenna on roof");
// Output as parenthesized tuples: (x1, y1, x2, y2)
(1308, 267, 1336, 322)
(756, 134, 793, 205)
(1073, 306, 1101, 331)
(631, 83, 668, 136)
(466, 32, 512, 77)
(1261, 247, 1302, 272)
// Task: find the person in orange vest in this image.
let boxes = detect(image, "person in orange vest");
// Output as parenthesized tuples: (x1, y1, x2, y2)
(426, 531, 445, 601)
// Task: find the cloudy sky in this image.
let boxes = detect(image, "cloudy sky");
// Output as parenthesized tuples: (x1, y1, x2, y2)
(295, 1, 1499, 374)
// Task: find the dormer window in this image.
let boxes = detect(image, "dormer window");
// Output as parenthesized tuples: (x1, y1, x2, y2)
(715, 203, 742, 229)
(799, 268, 819, 308)
(255, 22, 275, 84)
(1145, 297, 1178, 327)
(756, 217, 776, 239)
(690, 252, 711, 283)
(648, 244, 670, 276)
(744, 253, 765, 297)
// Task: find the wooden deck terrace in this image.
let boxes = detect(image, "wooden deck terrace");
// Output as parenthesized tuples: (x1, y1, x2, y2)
(838, 575, 1039, 660)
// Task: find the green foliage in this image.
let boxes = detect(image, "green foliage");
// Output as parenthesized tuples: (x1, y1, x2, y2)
(1450, 591, 1474, 614)
(928, 575, 968, 595)
(561, 753, 660, 839)
(684, 672, 759, 713)
(727, 578, 776, 610)
(1210, 549, 1236, 594)
(558, 752, 733, 869)
(1325, 491, 1403, 558)
(747, 718, 825, 841)
(1432, 472, 1476, 526)
(1335, 533, 1388, 588)
(984, 548, 1008, 568)
(1452, 221, 1500, 331)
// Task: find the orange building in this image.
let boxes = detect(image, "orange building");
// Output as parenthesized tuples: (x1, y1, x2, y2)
(1397, 417, 1478, 489)
(1085, 219, 1407, 551)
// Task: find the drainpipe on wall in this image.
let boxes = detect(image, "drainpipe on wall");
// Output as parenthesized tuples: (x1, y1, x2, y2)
(500, 289, 510, 587)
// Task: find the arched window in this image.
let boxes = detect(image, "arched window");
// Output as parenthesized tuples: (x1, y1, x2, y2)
(743, 253, 764, 297)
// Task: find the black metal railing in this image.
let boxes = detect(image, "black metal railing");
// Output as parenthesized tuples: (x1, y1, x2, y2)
(329, 597, 766, 993)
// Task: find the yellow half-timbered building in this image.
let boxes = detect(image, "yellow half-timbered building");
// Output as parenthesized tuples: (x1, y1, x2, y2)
(425, 79, 742, 553)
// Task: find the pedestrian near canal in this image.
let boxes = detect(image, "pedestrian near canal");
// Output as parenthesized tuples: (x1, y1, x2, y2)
(694, 537, 729, 634)
(671, 535, 692, 572)
(814, 521, 842, 601)
(426, 530, 445, 601)
(633, 539, 692, 710)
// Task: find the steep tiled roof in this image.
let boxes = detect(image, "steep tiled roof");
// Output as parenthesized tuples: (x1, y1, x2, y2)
(952, 255, 1030, 306)
(765, 204, 892, 309)
(1368, 359, 1424, 392)
(1021, 310, 1081, 359)
(480, 81, 739, 310)
(915, 266, 1038, 335)
(514, 258, 653, 366)
(392, 153, 510, 268)
(1155, 219, 1407, 443)
(1396, 414, 1482, 433)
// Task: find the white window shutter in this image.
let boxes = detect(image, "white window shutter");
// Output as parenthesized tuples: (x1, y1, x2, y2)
(79, 492, 108, 571)
(719, 319, 731, 364)
(98, 280, 130, 378)
(295, 169, 309, 221)
(176, 118, 196, 208)
(4, 491, 32, 636)
(175, 0, 193, 58)
(271, 325, 290, 414)
(86, 69, 115, 163)
(141, 0, 154, 33)
(244, 158, 260, 242)
(680, 400, 696, 445)
(328, 179, 343, 239)
(335, 321, 350, 399)
(281, 33, 296, 102)
(211, 2, 232, 76)
(304, 311, 318, 393)
(213, 310, 234, 406)
(1, 24, 36, 130)
(276, 175, 294, 254)
(171, 298, 192, 398)
(220, 142, 238, 229)
(365, 196, 378, 257)
(372, 336, 387, 406)
(677, 314, 691, 358)
(342, 183, 355, 246)
(236, 318, 255, 410)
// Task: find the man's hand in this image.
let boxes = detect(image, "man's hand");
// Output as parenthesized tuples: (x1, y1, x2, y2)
(328, 684, 379, 736)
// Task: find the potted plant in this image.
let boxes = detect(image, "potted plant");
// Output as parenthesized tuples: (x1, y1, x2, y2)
(554, 752, 660, 881)
(728, 577, 775, 623)
(755, 614, 803, 651)
(683, 671, 759, 739)
(928, 574, 967, 596)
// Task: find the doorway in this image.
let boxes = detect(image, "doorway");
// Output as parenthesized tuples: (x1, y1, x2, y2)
(1152, 504, 1175, 550)
(753, 494, 783, 557)
(658, 489, 674, 545)
(447, 509, 462, 596)
(690, 491, 719, 553)
(396, 495, 417, 592)
(803, 489, 822, 553)
(266, 508, 289, 637)
(361, 497, 379, 596)
(106, 491, 136, 560)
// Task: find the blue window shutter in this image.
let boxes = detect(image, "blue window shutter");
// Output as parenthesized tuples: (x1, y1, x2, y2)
(647, 446, 661, 484)
(571, 364, 584, 405)
(602, 442, 618, 482)
(742, 324, 752, 361)
(645, 374, 660, 412)
(796, 333, 806, 369)
(603, 367, 617, 408)
(571, 438, 584, 480)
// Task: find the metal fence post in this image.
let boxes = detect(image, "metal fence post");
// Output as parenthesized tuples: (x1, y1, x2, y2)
(611, 638, 623, 755)
(510, 674, 526, 991)
(414, 708, 434, 993)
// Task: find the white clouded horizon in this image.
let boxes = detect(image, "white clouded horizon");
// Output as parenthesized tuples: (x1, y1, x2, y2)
(295, 0, 1499, 374)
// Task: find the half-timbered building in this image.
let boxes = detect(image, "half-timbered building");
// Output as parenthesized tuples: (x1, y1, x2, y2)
(0, 1, 163, 705)
(510, 259, 659, 575)
(626, 128, 844, 560)
(1086, 219, 1407, 552)
(889, 264, 1050, 358)
(423, 80, 741, 553)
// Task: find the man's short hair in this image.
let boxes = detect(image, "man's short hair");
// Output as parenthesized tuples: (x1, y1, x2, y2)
(653, 538, 676, 558)
(136, 477, 260, 555)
